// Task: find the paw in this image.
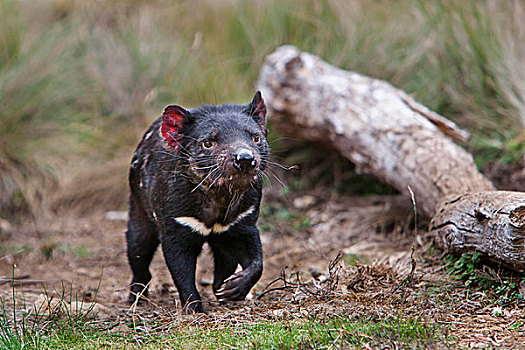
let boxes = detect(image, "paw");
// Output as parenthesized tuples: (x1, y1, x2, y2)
(214, 270, 252, 301)
(182, 300, 206, 314)
(128, 283, 149, 305)
(128, 292, 148, 305)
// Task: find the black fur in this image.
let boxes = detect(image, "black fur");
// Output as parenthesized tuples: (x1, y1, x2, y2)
(126, 92, 268, 313)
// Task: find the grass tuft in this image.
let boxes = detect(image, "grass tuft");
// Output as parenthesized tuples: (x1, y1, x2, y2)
(444, 252, 525, 304)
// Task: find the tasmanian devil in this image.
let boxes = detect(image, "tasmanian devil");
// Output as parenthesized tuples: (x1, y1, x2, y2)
(126, 92, 268, 313)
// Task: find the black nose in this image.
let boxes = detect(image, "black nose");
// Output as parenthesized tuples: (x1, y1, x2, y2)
(233, 149, 257, 171)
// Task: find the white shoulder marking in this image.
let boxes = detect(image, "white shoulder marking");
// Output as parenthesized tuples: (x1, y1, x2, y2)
(174, 205, 255, 236)
(213, 205, 255, 233)
(174, 217, 211, 236)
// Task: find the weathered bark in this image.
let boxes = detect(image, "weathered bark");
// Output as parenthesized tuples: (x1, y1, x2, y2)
(257, 45, 494, 217)
(431, 192, 525, 272)
(257, 45, 525, 272)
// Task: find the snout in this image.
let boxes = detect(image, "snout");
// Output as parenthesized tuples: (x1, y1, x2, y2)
(233, 148, 257, 172)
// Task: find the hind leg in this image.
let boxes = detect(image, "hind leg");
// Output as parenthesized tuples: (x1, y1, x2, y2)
(126, 199, 159, 303)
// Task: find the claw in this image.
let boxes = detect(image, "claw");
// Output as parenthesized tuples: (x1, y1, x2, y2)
(223, 275, 237, 283)
(224, 270, 247, 283)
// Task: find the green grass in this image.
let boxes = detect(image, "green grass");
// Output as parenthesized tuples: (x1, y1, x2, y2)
(259, 202, 315, 235)
(58, 243, 92, 258)
(0, 313, 448, 349)
(444, 252, 525, 305)
(0, 244, 32, 256)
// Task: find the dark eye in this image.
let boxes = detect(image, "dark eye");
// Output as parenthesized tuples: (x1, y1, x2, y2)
(202, 140, 214, 149)
(252, 134, 261, 143)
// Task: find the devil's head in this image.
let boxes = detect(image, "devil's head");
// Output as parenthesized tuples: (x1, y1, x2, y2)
(160, 92, 269, 192)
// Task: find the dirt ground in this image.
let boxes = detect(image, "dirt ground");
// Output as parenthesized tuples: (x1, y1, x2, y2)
(1, 162, 525, 348)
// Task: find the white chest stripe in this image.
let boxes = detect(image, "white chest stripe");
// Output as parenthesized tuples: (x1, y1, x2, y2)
(174, 206, 255, 236)
(174, 217, 211, 236)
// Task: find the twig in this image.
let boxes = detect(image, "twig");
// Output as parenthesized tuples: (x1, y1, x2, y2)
(256, 253, 343, 301)
(0, 275, 45, 286)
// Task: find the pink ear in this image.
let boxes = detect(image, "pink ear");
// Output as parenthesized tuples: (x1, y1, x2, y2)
(248, 91, 267, 135)
(251, 91, 266, 118)
(161, 105, 188, 150)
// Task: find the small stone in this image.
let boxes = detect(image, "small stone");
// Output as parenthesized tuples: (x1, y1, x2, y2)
(293, 195, 316, 209)
(105, 211, 128, 221)
(273, 309, 285, 317)
(0, 218, 13, 237)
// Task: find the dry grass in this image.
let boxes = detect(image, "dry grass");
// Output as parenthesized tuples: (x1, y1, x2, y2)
(0, 0, 524, 220)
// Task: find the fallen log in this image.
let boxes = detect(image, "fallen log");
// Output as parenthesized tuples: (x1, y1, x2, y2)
(431, 192, 525, 271)
(257, 45, 525, 273)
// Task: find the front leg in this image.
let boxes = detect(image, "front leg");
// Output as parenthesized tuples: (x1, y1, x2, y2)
(209, 224, 263, 301)
(161, 229, 205, 313)
(209, 245, 238, 295)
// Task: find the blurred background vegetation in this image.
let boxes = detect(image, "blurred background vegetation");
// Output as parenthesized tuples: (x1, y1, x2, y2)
(0, 0, 524, 221)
